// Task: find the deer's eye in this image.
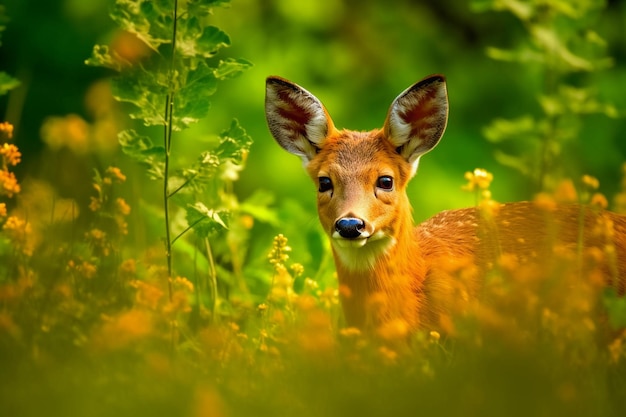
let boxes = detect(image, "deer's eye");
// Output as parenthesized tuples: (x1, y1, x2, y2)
(376, 176, 394, 191)
(318, 176, 333, 192)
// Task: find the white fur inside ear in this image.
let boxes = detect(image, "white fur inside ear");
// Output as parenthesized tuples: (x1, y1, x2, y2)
(265, 78, 330, 163)
(385, 77, 448, 176)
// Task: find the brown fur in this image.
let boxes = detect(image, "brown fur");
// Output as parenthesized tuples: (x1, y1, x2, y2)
(265, 75, 626, 334)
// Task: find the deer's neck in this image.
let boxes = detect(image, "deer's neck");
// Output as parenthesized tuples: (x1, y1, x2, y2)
(333, 214, 425, 330)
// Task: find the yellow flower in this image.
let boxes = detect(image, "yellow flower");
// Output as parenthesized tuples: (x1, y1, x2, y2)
(105, 166, 126, 183)
(89, 196, 101, 212)
(172, 276, 194, 292)
(553, 179, 578, 203)
(290, 262, 304, 278)
(40, 114, 90, 155)
(89, 228, 106, 241)
(0, 122, 14, 140)
(581, 174, 599, 190)
(115, 197, 131, 216)
(589, 192, 608, 209)
(2, 216, 33, 255)
(130, 279, 164, 310)
(0, 202, 6, 217)
(79, 261, 98, 279)
(0, 170, 20, 197)
(462, 168, 494, 191)
(119, 258, 137, 276)
(0, 143, 21, 167)
(2, 216, 30, 235)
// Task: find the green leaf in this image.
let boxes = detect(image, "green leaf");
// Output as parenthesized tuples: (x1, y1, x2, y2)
(482, 116, 537, 144)
(188, 0, 232, 16)
(173, 61, 218, 129)
(216, 119, 253, 163)
(530, 26, 594, 71)
(111, 0, 172, 51)
(177, 22, 230, 59)
(185, 202, 229, 238)
(0, 72, 20, 95)
(111, 66, 167, 126)
(196, 26, 231, 57)
(85, 45, 125, 71)
(118, 130, 165, 179)
(214, 58, 253, 80)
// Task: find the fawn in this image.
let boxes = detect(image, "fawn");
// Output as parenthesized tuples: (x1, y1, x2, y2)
(265, 74, 626, 333)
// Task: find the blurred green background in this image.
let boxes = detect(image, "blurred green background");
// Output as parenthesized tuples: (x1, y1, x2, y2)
(2, 2, 626, 416)
(1, 0, 625, 227)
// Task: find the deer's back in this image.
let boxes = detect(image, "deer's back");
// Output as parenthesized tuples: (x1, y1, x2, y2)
(415, 202, 626, 328)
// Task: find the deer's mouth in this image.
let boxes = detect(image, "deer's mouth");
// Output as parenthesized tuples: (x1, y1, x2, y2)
(331, 230, 387, 249)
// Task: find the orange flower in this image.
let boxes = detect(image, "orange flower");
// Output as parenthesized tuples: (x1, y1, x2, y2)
(0, 122, 14, 140)
(105, 166, 126, 183)
(0, 143, 21, 166)
(115, 197, 131, 216)
(0, 170, 20, 197)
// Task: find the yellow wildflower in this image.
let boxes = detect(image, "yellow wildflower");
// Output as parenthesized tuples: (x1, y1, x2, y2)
(553, 179, 578, 203)
(115, 197, 131, 216)
(0, 122, 14, 140)
(2, 216, 31, 236)
(89, 196, 101, 212)
(589, 193, 608, 209)
(105, 166, 126, 183)
(1, 143, 21, 166)
(290, 262, 304, 278)
(172, 276, 194, 292)
(0, 202, 6, 217)
(376, 318, 410, 342)
(268, 234, 291, 267)
(130, 279, 164, 310)
(0, 170, 21, 197)
(581, 174, 599, 190)
(93, 309, 153, 351)
(2, 216, 33, 255)
(119, 258, 137, 277)
(79, 261, 98, 279)
(40, 114, 90, 155)
(462, 168, 494, 191)
(89, 228, 106, 241)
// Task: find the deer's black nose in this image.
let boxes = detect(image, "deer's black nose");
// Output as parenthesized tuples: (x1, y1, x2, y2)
(335, 217, 365, 239)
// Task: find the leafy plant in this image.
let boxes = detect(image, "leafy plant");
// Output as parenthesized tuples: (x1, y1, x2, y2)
(0, 6, 19, 95)
(473, 0, 620, 192)
(86, 0, 252, 313)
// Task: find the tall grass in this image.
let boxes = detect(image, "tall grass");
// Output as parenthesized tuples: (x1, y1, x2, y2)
(1, 0, 626, 416)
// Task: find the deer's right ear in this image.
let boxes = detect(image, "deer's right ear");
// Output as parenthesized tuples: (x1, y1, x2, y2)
(265, 76, 333, 165)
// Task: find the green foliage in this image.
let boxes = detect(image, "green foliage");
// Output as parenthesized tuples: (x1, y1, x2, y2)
(474, 0, 621, 191)
(0, 6, 19, 95)
(86, 0, 251, 130)
(86, 0, 253, 307)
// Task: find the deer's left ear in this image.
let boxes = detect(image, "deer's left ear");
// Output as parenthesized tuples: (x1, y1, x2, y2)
(383, 75, 448, 177)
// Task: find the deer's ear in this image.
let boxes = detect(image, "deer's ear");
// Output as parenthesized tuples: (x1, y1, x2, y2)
(383, 75, 448, 177)
(265, 76, 334, 165)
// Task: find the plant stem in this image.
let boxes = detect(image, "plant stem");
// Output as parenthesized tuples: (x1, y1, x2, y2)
(164, 0, 179, 303)
(204, 237, 218, 322)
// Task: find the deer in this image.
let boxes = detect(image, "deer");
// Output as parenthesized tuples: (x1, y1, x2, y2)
(264, 74, 626, 335)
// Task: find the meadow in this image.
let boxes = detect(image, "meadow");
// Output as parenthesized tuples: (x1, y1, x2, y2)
(1, 0, 626, 416)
